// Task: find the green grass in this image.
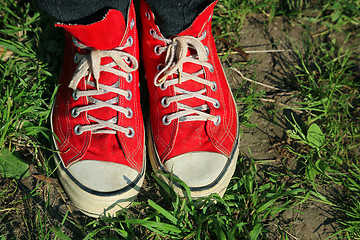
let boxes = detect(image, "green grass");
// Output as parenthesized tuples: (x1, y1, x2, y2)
(1, 0, 360, 239)
(0, 0, 61, 174)
(278, 20, 360, 239)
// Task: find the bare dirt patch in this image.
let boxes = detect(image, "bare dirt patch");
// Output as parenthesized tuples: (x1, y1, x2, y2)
(221, 13, 359, 239)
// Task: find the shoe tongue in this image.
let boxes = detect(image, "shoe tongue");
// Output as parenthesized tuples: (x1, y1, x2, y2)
(176, 0, 217, 38)
(56, 9, 126, 50)
(172, 1, 217, 108)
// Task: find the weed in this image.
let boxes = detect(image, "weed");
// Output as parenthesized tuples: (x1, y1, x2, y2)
(0, 0, 57, 157)
(280, 8, 360, 238)
(287, 36, 360, 167)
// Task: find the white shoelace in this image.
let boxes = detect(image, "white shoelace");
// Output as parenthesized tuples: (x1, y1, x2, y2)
(152, 31, 221, 125)
(69, 38, 138, 137)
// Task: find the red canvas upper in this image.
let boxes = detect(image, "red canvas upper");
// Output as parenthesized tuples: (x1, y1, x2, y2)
(52, 1, 144, 172)
(140, 0, 238, 162)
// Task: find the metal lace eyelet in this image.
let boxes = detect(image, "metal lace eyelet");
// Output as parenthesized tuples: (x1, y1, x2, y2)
(159, 83, 167, 91)
(74, 124, 83, 135)
(72, 90, 79, 100)
(73, 53, 81, 63)
(150, 29, 156, 36)
(161, 97, 170, 107)
(130, 19, 135, 30)
(214, 115, 221, 125)
(71, 107, 80, 118)
(205, 46, 209, 56)
(126, 127, 135, 138)
(209, 64, 214, 73)
(126, 73, 133, 83)
(213, 100, 220, 108)
(211, 81, 217, 91)
(126, 90, 132, 100)
(162, 115, 171, 125)
(127, 36, 133, 46)
(157, 64, 164, 71)
(208, 14, 212, 22)
(203, 30, 207, 38)
(154, 45, 161, 55)
(125, 57, 131, 64)
(145, 12, 151, 20)
(125, 108, 133, 118)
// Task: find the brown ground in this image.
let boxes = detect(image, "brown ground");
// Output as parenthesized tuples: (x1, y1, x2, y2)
(220, 13, 356, 239)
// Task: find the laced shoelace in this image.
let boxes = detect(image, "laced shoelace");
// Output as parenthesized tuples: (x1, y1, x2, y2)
(151, 31, 221, 125)
(69, 37, 138, 137)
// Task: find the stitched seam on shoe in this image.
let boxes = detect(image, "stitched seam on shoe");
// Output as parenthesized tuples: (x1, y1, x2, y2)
(115, 19, 142, 171)
(55, 113, 66, 150)
(207, 55, 234, 155)
(160, 122, 177, 161)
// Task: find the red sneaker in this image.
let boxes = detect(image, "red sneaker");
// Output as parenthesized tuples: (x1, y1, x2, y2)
(51, 1, 145, 217)
(140, 0, 239, 198)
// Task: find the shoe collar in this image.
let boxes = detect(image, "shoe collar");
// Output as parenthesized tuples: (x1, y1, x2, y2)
(55, 9, 128, 50)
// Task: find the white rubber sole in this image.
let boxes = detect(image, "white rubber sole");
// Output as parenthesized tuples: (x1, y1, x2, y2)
(53, 150, 145, 218)
(147, 120, 239, 199)
(50, 109, 145, 218)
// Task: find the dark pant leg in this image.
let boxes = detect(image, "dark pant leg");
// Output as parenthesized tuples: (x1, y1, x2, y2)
(36, 0, 214, 36)
(35, 0, 130, 23)
(145, 0, 215, 38)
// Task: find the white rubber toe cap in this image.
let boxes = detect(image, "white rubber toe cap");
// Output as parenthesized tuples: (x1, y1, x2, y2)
(164, 152, 228, 188)
(67, 160, 140, 192)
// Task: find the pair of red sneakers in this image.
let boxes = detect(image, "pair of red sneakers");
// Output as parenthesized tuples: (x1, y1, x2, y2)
(51, 0, 239, 217)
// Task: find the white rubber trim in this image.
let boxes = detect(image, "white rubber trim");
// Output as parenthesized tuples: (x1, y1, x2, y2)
(53, 152, 145, 218)
(50, 107, 145, 218)
(147, 120, 239, 199)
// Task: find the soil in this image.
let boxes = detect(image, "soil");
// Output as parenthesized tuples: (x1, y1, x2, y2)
(1, 13, 359, 240)
(220, 14, 357, 239)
